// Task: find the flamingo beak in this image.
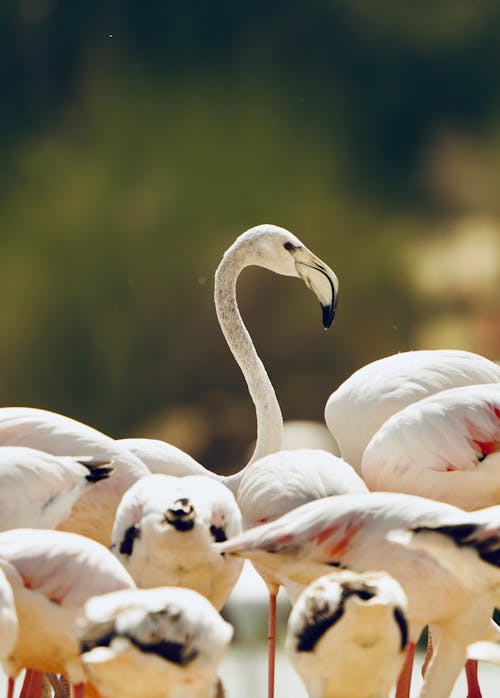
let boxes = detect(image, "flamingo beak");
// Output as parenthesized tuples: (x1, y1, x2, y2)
(295, 252, 339, 329)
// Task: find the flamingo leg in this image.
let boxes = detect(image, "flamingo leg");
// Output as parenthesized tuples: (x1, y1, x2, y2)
(41, 675, 52, 698)
(72, 682, 85, 698)
(7, 677, 14, 698)
(422, 629, 433, 677)
(465, 659, 482, 698)
(19, 670, 44, 698)
(47, 674, 71, 698)
(267, 591, 277, 698)
(395, 641, 416, 698)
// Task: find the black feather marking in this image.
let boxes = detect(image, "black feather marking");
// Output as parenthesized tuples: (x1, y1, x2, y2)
(126, 637, 198, 665)
(413, 523, 500, 569)
(80, 630, 116, 654)
(210, 525, 227, 543)
(296, 583, 376, 652)
(165, 499, 195, 531)
(168, 518, 195, 532)
(79, 458, 114, 483)
(296, 601, 345, 652)
(79, 625, 199, 666)
(393, 606, 409, 651)
(119, 524, 141, 556)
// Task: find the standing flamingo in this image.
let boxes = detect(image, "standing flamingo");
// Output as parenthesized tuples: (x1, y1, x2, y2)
(287, 570, 409, 698)
(0, 528, 135, 698)
(217, 491, 499, 698)
(111, 474, 243, 611)
(213, 224, 350, 698)
(77, 586, 233, 698)
(325, 349, 500, 474)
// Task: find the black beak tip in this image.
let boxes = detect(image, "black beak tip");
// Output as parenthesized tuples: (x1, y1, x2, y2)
(321, 302, 336, 329)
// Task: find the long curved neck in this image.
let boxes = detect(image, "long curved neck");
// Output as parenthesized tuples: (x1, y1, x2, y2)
(214, 239, 283, 488)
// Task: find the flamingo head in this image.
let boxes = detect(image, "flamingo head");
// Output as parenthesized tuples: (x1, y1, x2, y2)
(236, 224, 339, 328)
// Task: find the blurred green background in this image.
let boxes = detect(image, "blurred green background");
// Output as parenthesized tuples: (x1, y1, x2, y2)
(1, 1, 499, 473)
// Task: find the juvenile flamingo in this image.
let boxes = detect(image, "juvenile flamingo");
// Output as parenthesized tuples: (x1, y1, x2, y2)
(287, 570, 409, 698)
(77, 586, 233, 698)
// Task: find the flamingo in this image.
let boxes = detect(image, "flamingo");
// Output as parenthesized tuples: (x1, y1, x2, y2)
(286, 570, 409, 698)
(0, 528, 135, 698)
(0, 446, 113, 531)
(0, 407, 149, 544)
(361, 383, 500, 509)
(211, 224, 349, 698)
(111, 474, 243, 611)
(77, 586, 233, 698)
(325, 349, 500, 475)
(216, 491, 499, 698)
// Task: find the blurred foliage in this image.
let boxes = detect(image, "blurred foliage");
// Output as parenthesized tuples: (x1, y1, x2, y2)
(0, 1, 499, 471)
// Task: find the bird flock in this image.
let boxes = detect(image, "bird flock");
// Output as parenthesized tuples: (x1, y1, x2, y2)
(0, 224, 498, 698)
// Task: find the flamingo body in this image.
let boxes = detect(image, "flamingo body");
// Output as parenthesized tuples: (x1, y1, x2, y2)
(236, 449, 367, 529)
(0, 408, 149, 543)
(325, 350, 500, 473)
(117, 438, 218, 479)
(362, 383, 500, 509)
(0, 446, 113, 531)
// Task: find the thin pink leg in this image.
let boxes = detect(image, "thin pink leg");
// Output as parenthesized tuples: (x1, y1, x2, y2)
(421, 630, 434, 677)
(267, 592, 277, 698)
(465, 659, 482, 698)
(72, 683, 85, 698)
(395, 642, 416, 698)
(7, 677, 14, 698)
(19, 670, 44, 698)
